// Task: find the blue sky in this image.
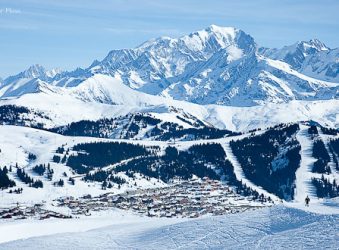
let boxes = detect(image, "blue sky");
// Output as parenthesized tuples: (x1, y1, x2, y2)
(0, 0, 338, 78)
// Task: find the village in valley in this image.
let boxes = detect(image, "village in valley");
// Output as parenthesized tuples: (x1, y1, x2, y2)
(0, 178, 273, 220)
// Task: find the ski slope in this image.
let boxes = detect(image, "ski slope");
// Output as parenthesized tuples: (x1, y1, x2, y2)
(292, 124, 339, 204)
(0, 205, 338, 249)
(294, 125, 318, 202)
(0, 209, 186, 245)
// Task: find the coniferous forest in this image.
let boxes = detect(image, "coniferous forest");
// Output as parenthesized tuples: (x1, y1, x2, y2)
(312, 175, 339, 198)
(312, 139, 331, 174)
(50, 113, 237, 141)
(0, 167, 16, 189)
(230, 124, 301, 200)
(66, 142, 153, 174)
(54, 141, 266, 199)
(329, 138, 339, 171)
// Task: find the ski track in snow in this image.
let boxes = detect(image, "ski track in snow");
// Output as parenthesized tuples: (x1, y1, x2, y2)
(294, 125, 318, 202)
(0, 205, 338, 249)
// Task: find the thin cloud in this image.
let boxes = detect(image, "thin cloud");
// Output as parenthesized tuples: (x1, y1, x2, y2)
(0, 8, 22, 14)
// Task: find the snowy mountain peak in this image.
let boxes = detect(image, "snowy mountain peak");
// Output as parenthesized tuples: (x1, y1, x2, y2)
(23, 64, 47, 79)
(206, 24, 238, 37)
(45, 67, 63, 78)
(299, 39, 329, 51)
(260, 37, 338, 82)
(7, 64, 63, 81)
(181, 25, 254, 53)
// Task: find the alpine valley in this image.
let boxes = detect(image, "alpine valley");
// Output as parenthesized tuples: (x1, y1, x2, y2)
(0, 25, 339, 248)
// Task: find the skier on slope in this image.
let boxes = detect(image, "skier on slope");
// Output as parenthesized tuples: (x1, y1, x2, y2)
(305, 195, 310, 207)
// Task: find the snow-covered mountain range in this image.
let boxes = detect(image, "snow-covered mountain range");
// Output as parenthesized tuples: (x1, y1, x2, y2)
(0, 25, 338, 106)
(260, 39, 339, 82)
(0, 25, 338, 213)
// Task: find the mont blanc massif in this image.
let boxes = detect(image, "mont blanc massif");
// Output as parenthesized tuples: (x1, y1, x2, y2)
(0, 25, 339, 248)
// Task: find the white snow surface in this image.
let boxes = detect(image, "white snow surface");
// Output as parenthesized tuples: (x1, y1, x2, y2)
(0, 204, 338, 249)
(0, 209, 186, 245)
(294, 125, 318, 202)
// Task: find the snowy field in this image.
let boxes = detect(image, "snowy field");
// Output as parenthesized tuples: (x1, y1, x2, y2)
(0, 209, 187, 246)
(0, 204, 338, 249)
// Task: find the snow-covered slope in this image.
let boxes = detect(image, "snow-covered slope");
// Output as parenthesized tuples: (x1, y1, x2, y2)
(260, 39, 329, 69)
(261, 39, 339, 83)
(0, 65, 63, 99)
(1, 205, 338, 249)
(1, 74, 338, 131)
(0, 125, 171, 207)
(161, 51, 338, 106)
(294, 125, 318, 202)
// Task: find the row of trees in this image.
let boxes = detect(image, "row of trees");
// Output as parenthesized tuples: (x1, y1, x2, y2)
(17, 168, 43, 188)
(84, 170, 126, 188)
(329, 139, 339, 171)
(116, 144, 222, 182)
(50, 112, 237, 141)
(66, 142, 152, 174)
(1, 160, 71, 191)
(1, 164, 45, 190)
(50, 114, 162, 139)
(0, 105, 45, 128)
(312, 139, 331, 174)
(320, 126, 338, 136)
(312, 175, 339, 198)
